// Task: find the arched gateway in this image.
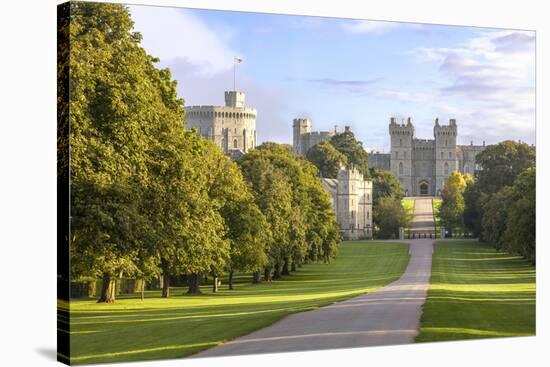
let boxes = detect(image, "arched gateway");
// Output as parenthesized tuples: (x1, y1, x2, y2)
(419, 181, 429, 196)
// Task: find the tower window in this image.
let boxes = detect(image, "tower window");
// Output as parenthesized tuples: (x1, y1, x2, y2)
(449, 152, 452, 159)
(233, 139, 238, 148)
(444, 162, 449, 175)
(400, 139, 402, 146)
(441, 152, 444, 159)
(399, 162, 404, 175)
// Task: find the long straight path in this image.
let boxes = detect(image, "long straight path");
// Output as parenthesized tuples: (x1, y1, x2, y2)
(195, 240, 435, 357)
(410, 197, 436, 237)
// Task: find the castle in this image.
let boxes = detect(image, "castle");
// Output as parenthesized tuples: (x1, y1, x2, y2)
(293, 118, 335, 156)
(184, 91, 257, 159)
(292, 117, 373, 239)
(369, 117, 486, 196)
(322, 168, 373, 240)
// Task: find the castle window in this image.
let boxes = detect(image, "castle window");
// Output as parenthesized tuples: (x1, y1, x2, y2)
(234, 128, 237, 134)
(444, 162, 449, 175)
(400, 139, 402, 146)
(404, 151, 407, 158)
(399, 162, 404, 175)
(233, 139, 238, 148)
(445, 139, 448, 146)
(449, 152, 452, 159)
(395, 151, 399, 158)
(367, 211, 370, 220)
(441, 152, 444, 159)
(221, 138, 225, 148)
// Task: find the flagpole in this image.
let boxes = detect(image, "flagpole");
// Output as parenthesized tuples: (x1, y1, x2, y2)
(233, 59, 236, 91)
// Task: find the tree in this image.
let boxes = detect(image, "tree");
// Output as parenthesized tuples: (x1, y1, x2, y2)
(463, 180, 487, 238)
(306, 141, 348, 178)
(369, 167, 405, 206)
(374, 197, 409, 239)
(481, 186, 513, 250)
(329, 129, 370, 178)
(240, 143, 340, 280)
(439, 172, 471, 235)
(475, 141, 535, 195)
(69, 2, 176, 303)
(502, 168, 536, 263)
(223, 198, 270, 289)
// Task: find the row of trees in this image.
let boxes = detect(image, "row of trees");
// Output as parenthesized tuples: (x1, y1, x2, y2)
(305, 130, 409, 238)
(439, 141, 535, 263)
(66, 2, 340, 303)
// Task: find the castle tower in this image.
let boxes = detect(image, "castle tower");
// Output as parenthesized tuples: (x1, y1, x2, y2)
(434, 118, 458, 195)
(224, 91, 245, 108)
(389, 117, 414, 196)
(293, 118, 312, 155)
(185, 91, 257, 158)
(336, 168, 372, 240)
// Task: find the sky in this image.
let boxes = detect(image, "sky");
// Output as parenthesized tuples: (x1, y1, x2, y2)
(128, 4, 536, 151)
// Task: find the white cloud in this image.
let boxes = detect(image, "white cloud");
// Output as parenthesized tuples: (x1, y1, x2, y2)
(128, 5, 237, 74)
(413, 30, 535, 144)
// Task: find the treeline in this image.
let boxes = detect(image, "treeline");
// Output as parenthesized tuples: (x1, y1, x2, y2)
(439, 141, 535, 263)
(65, 2, 340, 303)
(306, 136, 409, 239)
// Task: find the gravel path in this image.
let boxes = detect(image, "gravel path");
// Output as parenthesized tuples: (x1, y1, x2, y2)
(195, 236, 435, 357)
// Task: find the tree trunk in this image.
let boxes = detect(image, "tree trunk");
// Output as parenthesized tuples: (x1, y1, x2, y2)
(97, 273, 116, 303)
(228, 271, 234, 290)
(282, 258, 290, 276)
(273, 264, 281, 279)
(161, 275, 170, 298)
(212, 275, 219, 293)
(291, 262, 297, 272)
(263, 268, 272, 282)
(252, 271, 261, 284)
(187, 273, 202, 294)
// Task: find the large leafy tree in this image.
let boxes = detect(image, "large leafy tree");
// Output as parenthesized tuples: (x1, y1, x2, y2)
(306, 141, 348, 178)
(329, 129, 370, 178)
(240, 143, 340, 280)
(475, 140, 535, 194)
(374, 196, 409, 239)
(440, 172, 472, 234)
(481, 186, 513, 250)
(369, 167, 405, 206)
(69, 2, 175, 303)
(502, 168, 536, 263)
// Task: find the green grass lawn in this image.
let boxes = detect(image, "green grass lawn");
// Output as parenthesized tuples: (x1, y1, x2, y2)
(432, 197, 442, 234)
(416, 240, 535, 342)
(65, 241, 409, 364)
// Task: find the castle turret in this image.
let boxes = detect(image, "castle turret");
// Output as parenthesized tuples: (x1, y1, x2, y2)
(434, 118, 458, 195)
(293, 118, 312, 155)
(389, 117, 414, 196)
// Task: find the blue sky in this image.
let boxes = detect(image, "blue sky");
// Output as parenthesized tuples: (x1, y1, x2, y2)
(129, 5, 535, 150)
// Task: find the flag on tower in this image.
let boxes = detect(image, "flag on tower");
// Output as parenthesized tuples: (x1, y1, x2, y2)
(235, 56, 243, 63)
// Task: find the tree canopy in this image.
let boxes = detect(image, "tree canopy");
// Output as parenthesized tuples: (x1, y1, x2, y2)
(329, 129, 370, 178)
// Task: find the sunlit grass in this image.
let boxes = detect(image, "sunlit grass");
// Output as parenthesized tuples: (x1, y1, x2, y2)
(432, 198, 442, 234)
(402, 198, 415, 228)
(67, 241, 409, 364)
(416, 240, 535, 343)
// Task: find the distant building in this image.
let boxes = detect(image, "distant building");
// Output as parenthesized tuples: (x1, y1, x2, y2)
(322, 168, 373, 240)
(369, 117, 487, 196)
(292, 117, 335, 156)
(185, 91, 257, 157)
